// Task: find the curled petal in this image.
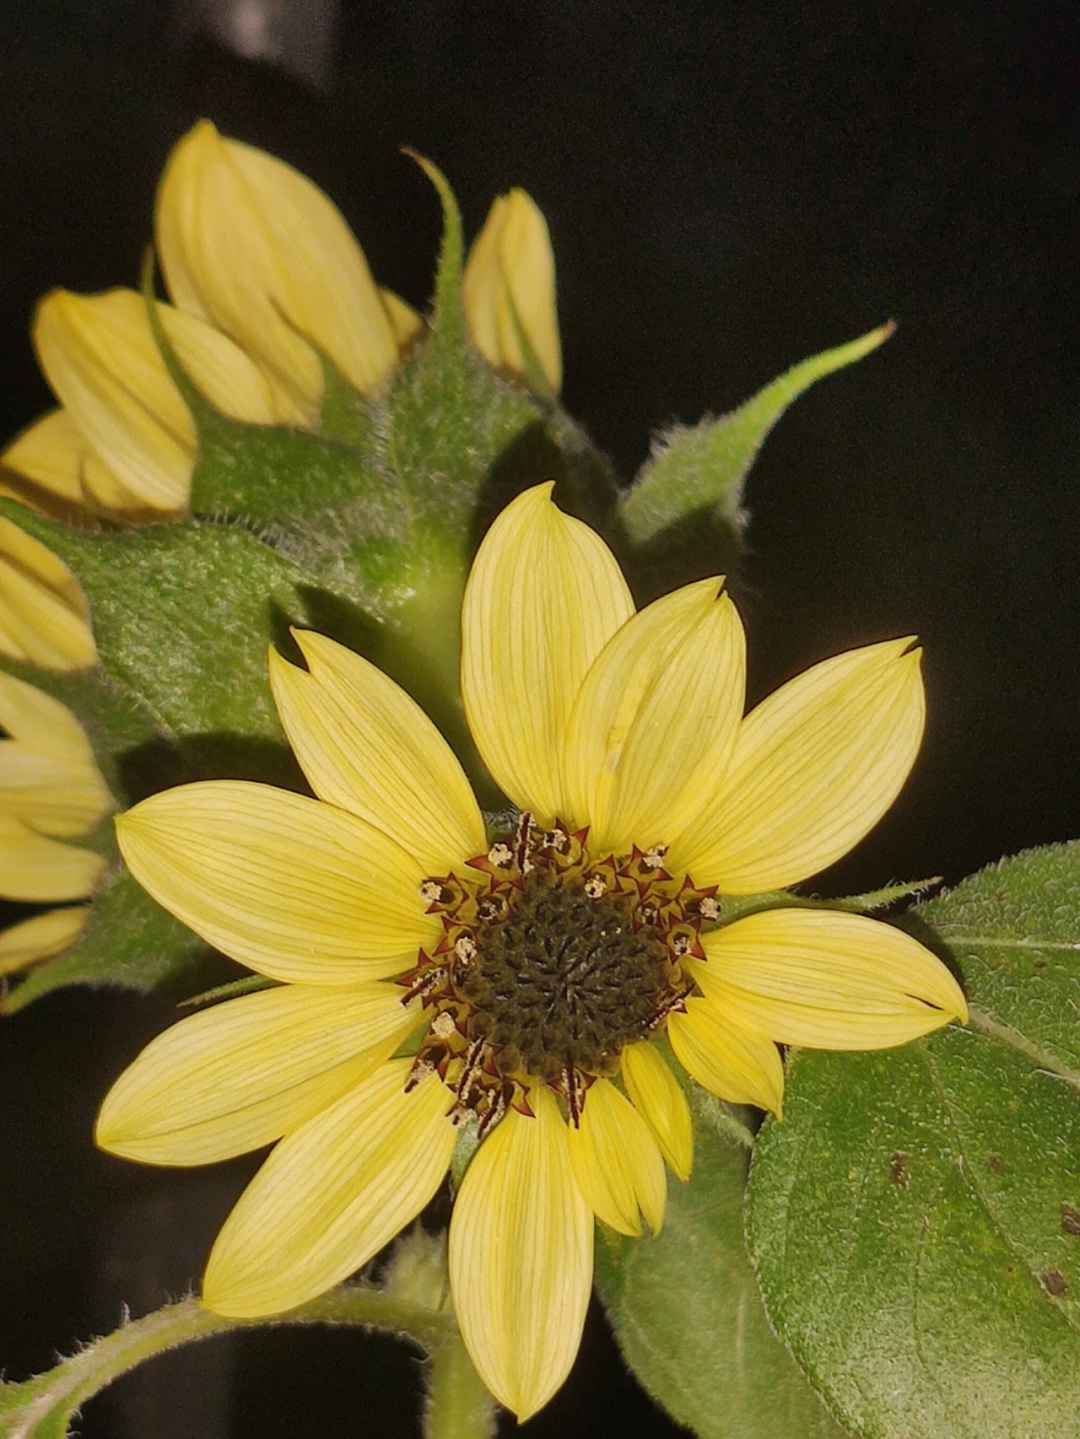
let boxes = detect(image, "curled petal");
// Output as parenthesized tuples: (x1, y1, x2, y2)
(0, 515, 97, 670)
(0, 812, 106, 903)
(96, 982, 421, 1165)
(461, 483, 633, 819)
(202, 1061, 456, 1317)
(567, 1076, 666, 1235)
(670, 638, 926, 892)
(0, 669, 113, 836)
(667, 997, 785, 1116)
(693, 906, 967, 1048)
(156, 121, 400, 416)
(115, 782, 440, 984)
(463, 189, 561, 395)
(0, 906, 90, 977)
(33, 288, 281, 512)
(562, 578, 745, 851)
(269, 631, 484, 873)
(449, 1086, 592, 1420)
(1, 409, 91, 512)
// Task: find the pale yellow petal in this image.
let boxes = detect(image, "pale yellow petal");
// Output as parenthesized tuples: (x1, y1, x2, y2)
(619, 1039, 693, 1181)
(155, 121, 400, 414)
(0, 812, 106, 902)
(461, 483, 634, 819)
(1, 409, 86, 507)
(567, 1077, 666, 1236)
(0, 906, 90, 976)
(0, 515, 97, 669)
(0, 669, 113, 835)
(667, 997, 784, 1116)
(202, 1060, 456, 1317)
(157, 301, 282, 424)
(670, 639, 925, 891)
(269, 632, 484, 872)
(115, 782, 440, 984)
(562, 579, 745, 851)
(379, 288, 424, 350)
(462, 196, 503, 356)
(96, 982, 422, 1165)
(692, 907, 967, 1048)
(80, 451, 144, 511)
(33, 289, 194, 511)
(463, 189, 561, 394)
(449, 1085, 592, 1420)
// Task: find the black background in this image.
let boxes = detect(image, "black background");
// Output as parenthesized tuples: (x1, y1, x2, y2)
(2, 3, 1078, 1436)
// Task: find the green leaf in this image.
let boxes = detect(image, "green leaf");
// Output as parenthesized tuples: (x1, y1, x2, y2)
(2, 503, 315, 750)
(617, 323, 895, 550)
(746, 842, 1080, 1439)
(594, 1104, 849, 1439)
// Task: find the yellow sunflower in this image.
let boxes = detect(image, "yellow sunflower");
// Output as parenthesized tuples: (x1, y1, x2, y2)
(96, 482, 965, 1418)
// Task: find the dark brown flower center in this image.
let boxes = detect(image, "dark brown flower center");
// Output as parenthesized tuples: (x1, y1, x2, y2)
(460, 870, 670, 1081)
(402, 814, 716, 1134)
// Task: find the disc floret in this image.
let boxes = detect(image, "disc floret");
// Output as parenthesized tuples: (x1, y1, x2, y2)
(402, 813, 718, 1132)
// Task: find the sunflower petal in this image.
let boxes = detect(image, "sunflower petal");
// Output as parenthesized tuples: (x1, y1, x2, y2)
(1, 409, 87, 508)
(463, 189, 561, 394)
(668, 997, 784, 1116)
(670, 639, 925, 891)
(562, 579, 745, 851)
(269, 632, 484, 872)
(449, 1085, 592, 1420)
(619, 1039, 693, 1181)
(0, 906, 90, 977)
(0, 515, 97, 670)
(155, 121, 399, 415)
(115, 782, 439, 983)
(0, 812, 106, 902)
(96, 983, 422, 1164)
(567, 1076, 666, 1235)
(461, 483, 634, 819)
(692, 906, 967, 1048)
(0, 669, 113, 836)
(202, 1061, 456, 1317)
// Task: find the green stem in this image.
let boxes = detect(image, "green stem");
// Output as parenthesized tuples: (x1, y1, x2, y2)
(0, 1286, 459, 1438)
(424, 1323, 500, 1439)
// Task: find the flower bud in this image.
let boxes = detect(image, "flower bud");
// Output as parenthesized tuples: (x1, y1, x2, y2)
(463, 188, 562, 396)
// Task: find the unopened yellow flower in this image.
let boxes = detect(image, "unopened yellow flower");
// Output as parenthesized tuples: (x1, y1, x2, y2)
(155, 121, 419, 422)
(0, 670, 112, 971)
(4, 288, 284, 517)
(463, 188, 562, 395)
(97, 483, 964, 1418)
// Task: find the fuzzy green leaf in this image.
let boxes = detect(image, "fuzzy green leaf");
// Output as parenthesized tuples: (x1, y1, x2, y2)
(746, 842, 1080, 1439)
(618, 323, 895, 549)
(595, 1105, 849, 1439)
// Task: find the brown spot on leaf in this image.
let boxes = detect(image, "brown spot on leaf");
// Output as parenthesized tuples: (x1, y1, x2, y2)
(986, 1154, 1005, 1173)
(1004, 1264, 1016, 1276)
(1041, 1268, 1069, 1297)
(1061, 1203, 1080, 1236)
(889, 1151, 909, 1188)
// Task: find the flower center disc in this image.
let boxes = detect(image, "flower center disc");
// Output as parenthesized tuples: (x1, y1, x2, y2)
(461, 871, 670, 1081)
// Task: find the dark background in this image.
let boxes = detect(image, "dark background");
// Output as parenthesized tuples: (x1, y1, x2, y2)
(2, 3, 1078, 1435)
